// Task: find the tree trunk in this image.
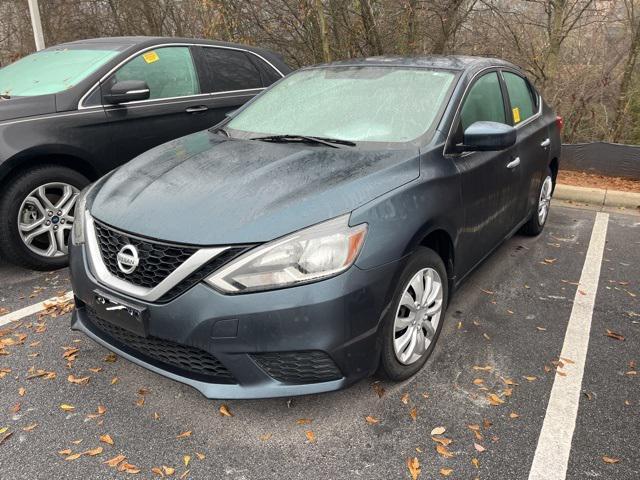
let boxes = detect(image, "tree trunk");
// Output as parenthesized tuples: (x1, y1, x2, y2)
(544, 0, 567, 88)
(315, 0, 331, 62)
(405, 0, 418, 54)
(358, 0, 384, 55)
(611, 16, 640, 142)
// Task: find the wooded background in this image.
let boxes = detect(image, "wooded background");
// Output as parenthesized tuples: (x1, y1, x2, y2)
(1, 0, 639, 144)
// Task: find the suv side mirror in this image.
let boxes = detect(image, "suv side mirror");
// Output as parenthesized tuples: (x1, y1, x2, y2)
(460, 121, 516, 152)
(104, 80, 150, 104)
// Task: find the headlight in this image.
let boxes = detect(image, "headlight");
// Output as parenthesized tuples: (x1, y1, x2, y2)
(70, 184, 93, 245)
(206, 215, 367, 293)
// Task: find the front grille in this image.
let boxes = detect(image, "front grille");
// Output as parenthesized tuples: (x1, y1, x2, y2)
(85, 307, 235, 383)
(94, 221, 197, 289)
(252, 351, 342, 384)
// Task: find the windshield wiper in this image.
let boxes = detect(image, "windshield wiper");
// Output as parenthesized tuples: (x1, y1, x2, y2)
(250, 135, 356, 148)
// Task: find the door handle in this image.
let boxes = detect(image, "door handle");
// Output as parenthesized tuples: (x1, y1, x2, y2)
(540, 138, 551, 148)
(186, 105, 208, 113)
(506, 157, 521, 169)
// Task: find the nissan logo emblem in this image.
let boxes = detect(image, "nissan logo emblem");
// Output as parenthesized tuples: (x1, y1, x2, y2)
(116, 244, 139, 274)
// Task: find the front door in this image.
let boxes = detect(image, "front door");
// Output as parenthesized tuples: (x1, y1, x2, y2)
(449, 71, 522, 274)
(101, 46, 218, 164)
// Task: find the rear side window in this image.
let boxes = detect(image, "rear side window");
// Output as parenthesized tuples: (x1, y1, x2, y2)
(196, 47, 263, 92)
(460, 72, 506, 130)
(502, 71, 536, 124)
(112, 47, 200, 100)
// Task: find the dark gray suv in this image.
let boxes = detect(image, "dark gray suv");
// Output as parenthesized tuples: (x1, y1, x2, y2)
(69, 56, 561, 399)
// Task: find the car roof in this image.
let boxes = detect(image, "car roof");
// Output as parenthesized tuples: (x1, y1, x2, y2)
(52, 36, 292, 74)
(313, 55, 518, 72)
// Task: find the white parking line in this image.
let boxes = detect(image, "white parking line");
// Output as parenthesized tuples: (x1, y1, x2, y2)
(0, 290, 74, 327)
(528, 212, 609, 480)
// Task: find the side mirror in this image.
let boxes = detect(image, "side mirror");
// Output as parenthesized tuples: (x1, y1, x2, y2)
(460, 121, 516, 152)
(104, 80, 150, 104)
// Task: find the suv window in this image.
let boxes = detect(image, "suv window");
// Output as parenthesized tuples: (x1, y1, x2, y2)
(459, 72, 505, 130)
(111, 47, 200, 100)
(196, 47, 263, 93)
(502, 71, 536, 124)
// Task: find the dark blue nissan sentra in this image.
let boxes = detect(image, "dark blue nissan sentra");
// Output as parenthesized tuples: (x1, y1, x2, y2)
(69, 56, 561, 399)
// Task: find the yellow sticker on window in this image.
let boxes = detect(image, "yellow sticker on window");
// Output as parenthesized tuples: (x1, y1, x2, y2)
(512, 107, 521, 123)
(142, 51, 159, 64)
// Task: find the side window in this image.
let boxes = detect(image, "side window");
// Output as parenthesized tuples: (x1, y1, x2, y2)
(502, 71, 536, 124)
(110, 47, 200, 100)
(196, 47, 263, 92)
(459, 72, 506, 130)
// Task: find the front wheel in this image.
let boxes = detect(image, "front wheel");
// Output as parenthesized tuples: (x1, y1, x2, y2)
(378, 247, 449, 381)
(520, 170, 553, 236)
(0, 165, 89, 270)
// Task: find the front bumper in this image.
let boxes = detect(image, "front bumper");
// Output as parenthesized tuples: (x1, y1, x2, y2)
(69, 243, 401, 399)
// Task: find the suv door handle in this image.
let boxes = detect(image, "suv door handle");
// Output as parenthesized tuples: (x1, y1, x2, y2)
(506, 157, 521, 169)
(186, 105, 208, 113)
(540, 138, 551, 148)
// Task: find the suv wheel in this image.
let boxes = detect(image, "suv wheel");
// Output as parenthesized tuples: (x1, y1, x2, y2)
(378, 247, 448, 381)
(521, 169, 553, 236)
(0, 165, 89, 270)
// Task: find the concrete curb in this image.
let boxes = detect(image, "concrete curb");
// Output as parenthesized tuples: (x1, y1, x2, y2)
(554, 184, 640, 209)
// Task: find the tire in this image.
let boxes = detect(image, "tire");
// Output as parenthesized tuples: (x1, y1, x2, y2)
(520, 168, 554, 236)
(0, 165, 89, 270)
(378, 247, 449, 381)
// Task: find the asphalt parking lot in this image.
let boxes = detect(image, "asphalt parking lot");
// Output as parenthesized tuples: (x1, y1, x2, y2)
(0, 203, 638, 480)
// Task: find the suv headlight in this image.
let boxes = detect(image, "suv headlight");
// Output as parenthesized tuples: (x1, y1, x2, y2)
(71, 183, 93, 245)
(206, 215, 367, 293)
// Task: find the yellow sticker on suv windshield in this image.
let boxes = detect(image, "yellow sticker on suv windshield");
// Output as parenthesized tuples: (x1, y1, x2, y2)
(512, 107, 521, 123)
(142, 51, 159, 64)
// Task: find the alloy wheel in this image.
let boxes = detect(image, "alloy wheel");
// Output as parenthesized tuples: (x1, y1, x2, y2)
(537, 175, 553, 225)
(17, 182, 79, 258)
(393, 267, 444, 365)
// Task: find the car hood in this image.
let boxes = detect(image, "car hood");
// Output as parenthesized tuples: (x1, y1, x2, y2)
(0, 94, 57, 122)
(90, 130, 419, 245)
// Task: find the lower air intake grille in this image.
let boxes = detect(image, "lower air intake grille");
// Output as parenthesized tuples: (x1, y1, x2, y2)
(252, 351, 342, 384)
(85, 307, 235, 384)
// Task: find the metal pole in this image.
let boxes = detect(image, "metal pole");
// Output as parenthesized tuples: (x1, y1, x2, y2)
(27, 0, 45, 51)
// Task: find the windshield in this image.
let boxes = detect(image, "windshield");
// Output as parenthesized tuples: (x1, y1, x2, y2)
(227, 66, 456, 143)
(0, 47, 119, 97)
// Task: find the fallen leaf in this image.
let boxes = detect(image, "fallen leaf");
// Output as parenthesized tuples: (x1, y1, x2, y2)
(65, 453, 82, 461)
(605, 330, 625, 341)
(83, 446, 103, 456)
(180, 470, 190, 479)
(163, 466, 175, 475)
(431, 426, 446, 435)
(440, 467, 453, 476)
(365, 415, 380, 425)
(473, 378, 484, 385)
(104, 353, 117, 363)
(120, 463, 140, 474)
(436, 444, 454, 458)
(176, 431, 192, 439)
(60, 403, 75, 412)
(406, 457, 420, 480)
(151, 467, 164, 477)
(100, 434, 114, 445)
(67, 374, 90, 385)
(195, 452, 205, 461)
(473, 365, 493, 371)
(431, 436, 452, 446)
(409, 407, 417, 421)
(22, 423, 37, 431)
(510, 412, 520, 419)
(219, 404, 233, 417)
(18, 387, 26, 397)
(471, 457, 480, 468)
(88, 367, 102, 373)
(111, 377, 118, 385)
(296, 418, 312, 425)
(487, 394, 504, 406)
(10, 402, 21, 413)
(401, 392, 410, 404)
(104, 455, 126, 468)
(259, 433, 272, 441)
(58, 449, 73, 455)
(0, 431, 12, 445)
(474, 442, 486, 452)
(602, 456, 620, 464)
(305, 430, 316, 443)
(372, 382, 385, 398)
(524, 375, 537, 381)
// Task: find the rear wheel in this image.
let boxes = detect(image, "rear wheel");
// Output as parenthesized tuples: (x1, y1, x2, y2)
(520, 169, 553, 236)
(0, 165, 89, 270)
(378, 247, 448, 381)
